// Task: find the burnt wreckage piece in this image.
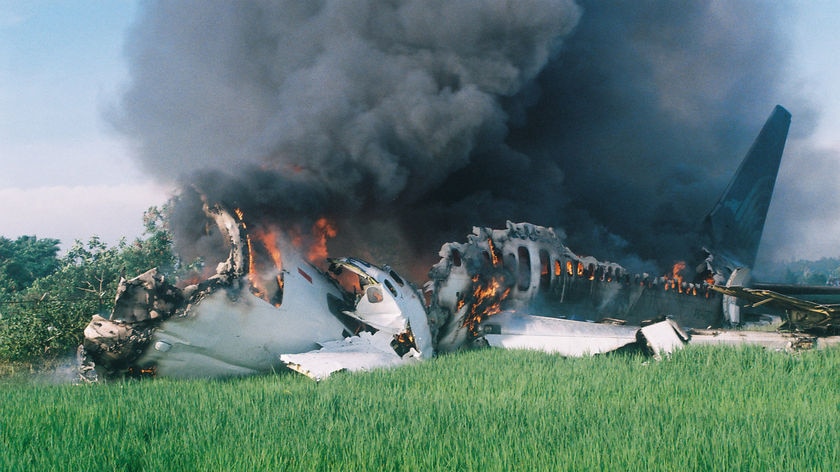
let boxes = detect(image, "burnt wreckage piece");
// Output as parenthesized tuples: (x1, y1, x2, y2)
(79, 216, 693, 382)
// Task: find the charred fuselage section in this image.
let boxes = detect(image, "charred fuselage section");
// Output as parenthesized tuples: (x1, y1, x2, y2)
(427, 221, 725, 353)
(79, 202, 436, 381)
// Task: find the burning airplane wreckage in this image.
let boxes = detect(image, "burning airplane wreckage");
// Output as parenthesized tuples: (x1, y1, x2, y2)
(78, 105, 836, 381)
(79, 208, 689, 382)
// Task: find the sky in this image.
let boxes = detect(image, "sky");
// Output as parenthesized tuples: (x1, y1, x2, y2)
(1, 1, 840, 268)
(0, 1, 170, 249)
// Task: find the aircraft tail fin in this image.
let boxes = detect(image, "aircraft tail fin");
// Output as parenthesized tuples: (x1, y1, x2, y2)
(703, 105, 791, 269)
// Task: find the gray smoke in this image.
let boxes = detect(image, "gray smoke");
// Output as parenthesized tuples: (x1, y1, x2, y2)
(501, 1, 794, 270)
(115, 0, 795, 275)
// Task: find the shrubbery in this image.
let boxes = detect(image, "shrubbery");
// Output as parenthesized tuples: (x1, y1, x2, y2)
(0, 207, 177, 365)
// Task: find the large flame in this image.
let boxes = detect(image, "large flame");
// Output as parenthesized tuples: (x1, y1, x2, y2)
(664, 261, 686, 293)
(284, 217, 338, 269)
(233, 209, 289, 307)
(307, 217, 337, 264)
(463, 274, 511, 335)
(254, 228, 284, 271)
(253, 227, 285, 306)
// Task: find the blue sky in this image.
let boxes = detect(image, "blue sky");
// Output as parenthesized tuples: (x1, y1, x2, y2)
(0, 1, 169, 248)
(790, 2, 840, 147)
(1, 1, 840, 263)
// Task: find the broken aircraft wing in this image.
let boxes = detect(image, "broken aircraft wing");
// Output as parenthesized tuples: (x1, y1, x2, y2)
(280, 331, 421, 381)
(711, 285, 840, 332)
(479, 311, 688, 358)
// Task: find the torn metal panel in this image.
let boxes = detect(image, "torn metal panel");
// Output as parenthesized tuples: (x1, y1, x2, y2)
(81, 315, 154, 377)
(639, 318, 689, 359)
(687, 329, 840, 351)
(479, 311, 639, 356)
(112, 268, 184, 323)
(79, 203, 354, 379)
(711, 284, 840, 332)
(478, 311, 688, 357)
(721, 268, 752, 325)
(281, 331, 420, 381)
(327, 257, 433, 359)
(136, 266, 350, 378)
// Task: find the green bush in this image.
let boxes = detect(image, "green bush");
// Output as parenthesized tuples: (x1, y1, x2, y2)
(0, 206, 177, 364)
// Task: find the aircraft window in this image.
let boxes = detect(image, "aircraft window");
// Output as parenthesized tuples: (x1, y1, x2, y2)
(483, 324, 501, 335)
(517, 246, 531, 291)
(504, 252, 516, 269)
(539, 250, 551, 289)
(389, 270, 405, 286)
(366, 286, 384, 303)
(383, 279, 399, 297)
(452, 249, 462, 267)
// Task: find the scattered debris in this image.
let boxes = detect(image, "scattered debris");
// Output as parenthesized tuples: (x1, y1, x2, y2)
(281, 331, 421, 381)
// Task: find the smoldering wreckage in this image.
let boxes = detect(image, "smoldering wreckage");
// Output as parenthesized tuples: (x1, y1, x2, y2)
(79, 213, 689, 382)
(78, 106, 840, 381)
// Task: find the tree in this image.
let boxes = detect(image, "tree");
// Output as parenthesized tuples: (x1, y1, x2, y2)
(0, 236, 60, 299)
(0, 206, 177, 363)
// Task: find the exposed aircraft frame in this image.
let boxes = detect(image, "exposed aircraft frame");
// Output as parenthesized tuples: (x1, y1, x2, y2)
(711, 285, 840, 332)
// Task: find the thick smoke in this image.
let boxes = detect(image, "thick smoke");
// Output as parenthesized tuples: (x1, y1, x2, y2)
(116, 0, 792, 276)
(507, 1, 791, 270)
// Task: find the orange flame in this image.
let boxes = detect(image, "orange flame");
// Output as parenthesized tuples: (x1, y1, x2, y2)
(307, 217, 337, 263)
(456, 297, 466, 312)
(234, 208, 286, 306)
(664, 261, 686, 294)
(254, 228, 284, 271)
(463, 274, 511, 335)
(391, 330, 417, 356)
(487, 238, 500, 267)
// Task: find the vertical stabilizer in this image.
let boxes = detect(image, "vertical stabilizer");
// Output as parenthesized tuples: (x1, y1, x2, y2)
(703, 105, 791, 269)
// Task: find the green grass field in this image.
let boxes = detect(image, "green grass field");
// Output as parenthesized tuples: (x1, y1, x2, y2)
(2, 346, 838, 471)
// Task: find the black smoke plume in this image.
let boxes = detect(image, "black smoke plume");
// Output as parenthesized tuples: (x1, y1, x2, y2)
(115, 0, 792, 277)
